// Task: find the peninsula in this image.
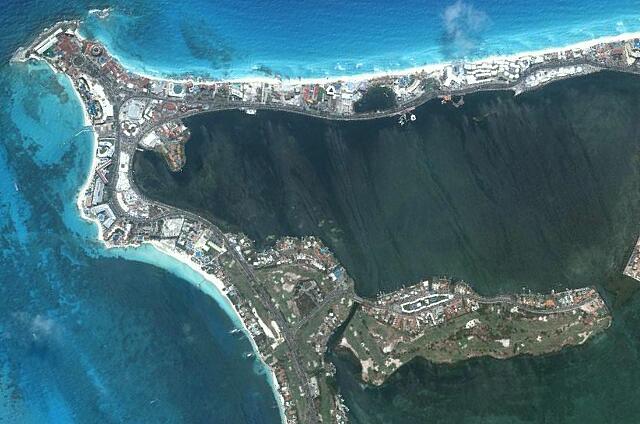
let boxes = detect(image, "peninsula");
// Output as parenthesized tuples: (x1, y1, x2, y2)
(15, 20, 637, 424)
(344, 281, 610, 385)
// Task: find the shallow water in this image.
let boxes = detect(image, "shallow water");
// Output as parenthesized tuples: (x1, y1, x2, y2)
(80, 0, 640, 78)
(0, 4, 281, 422)
(6, 1, 640, 422)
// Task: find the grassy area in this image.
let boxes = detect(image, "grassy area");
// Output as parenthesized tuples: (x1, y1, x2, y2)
(294, 291, 353, 422)
(219, 234, 355, 422)
(254, 263, 334, 327)
(219, 254, 276, 337)
(342, 304, 611, 385)
(272, 345, 310, 420)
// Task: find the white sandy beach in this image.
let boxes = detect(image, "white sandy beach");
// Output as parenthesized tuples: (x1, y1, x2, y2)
(43, 48, 288, 421)
(78, 28, 640, 87)
(26, 24, 640, 424)
(128, 240, 287, 423)
(63, 71, 261, 377)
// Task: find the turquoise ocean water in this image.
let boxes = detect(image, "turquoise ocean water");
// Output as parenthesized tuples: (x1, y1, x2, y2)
(3, 0, 640, 422)
(80, 0, 640, 79)
(0, 59, 281, 423)
(0, 2, 281, 423)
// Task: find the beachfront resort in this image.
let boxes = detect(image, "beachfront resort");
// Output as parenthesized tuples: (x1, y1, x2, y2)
(12, 19, 637, 424)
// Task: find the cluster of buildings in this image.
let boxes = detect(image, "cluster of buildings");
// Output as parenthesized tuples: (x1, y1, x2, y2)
(76, 76, 113, 123)
(271, 363, 300, 423)
(360, 278, 609, 338)
(442, 59, 527, 88)
(513, 287, 606, 313)
(119, 96, 205, 138)
(135, 216, 231, 280)
(123, 217, 280, 357)
(224, 283, 274, 349)
(270, 295, 351, 424)
(523, 64, 589, 90)
(342, 278, 611, 386)
(231, 234, 354, 422)
(139, 120, 191, 171)
(248, 236, 337, 271)
(362, 279, 465, 335)
(20, 20, 640, 137)
(235, 235, 352, 326)
(624, 235, 640, 282)
(441, 39, 640, 93)
(19, 20, 630, 424)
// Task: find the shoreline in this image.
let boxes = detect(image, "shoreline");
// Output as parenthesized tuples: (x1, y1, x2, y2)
(11, 17, 632, 423)
(74, 27, 640, 86)
(13, 19, 640, 126)
(13, 29, 291, 420)
(40, 56, 290, 423)
(339, 318, 610, 387)
(79, 150, 289, 422)
(77, 140, 290, 423)
(130, 240, 288, 419)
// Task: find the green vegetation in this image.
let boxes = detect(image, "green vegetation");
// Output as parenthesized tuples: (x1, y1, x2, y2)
(341, 305, 611, 385)
(131, 72, 640, 424)
(294, 295, 353, 422)
(272, 345, 311, 418)
(254, 263, 332, 327)
(353, 85, 397, 113)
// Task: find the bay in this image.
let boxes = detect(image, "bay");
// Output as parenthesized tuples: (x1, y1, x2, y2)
(134, 71, 640, 423)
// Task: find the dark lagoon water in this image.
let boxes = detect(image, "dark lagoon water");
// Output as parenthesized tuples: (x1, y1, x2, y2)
(6, 0, 640, 422)
(135, 71, 640, 297)
(133, 71, 640, 422)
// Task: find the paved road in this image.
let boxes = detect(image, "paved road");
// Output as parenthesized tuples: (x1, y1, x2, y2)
(58, 35, 613, 423)
(143, 206, 322, 424)
(354, 291, 594, 316)
(118, 56, 617, 137)
(82, 71, 322, 423)
(220, 230, 321, 424)
(465, 294, 593, 315)
(292, 284, 353, 334)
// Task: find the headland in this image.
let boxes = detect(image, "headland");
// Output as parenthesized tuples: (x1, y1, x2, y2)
(14, 19, 639, 424)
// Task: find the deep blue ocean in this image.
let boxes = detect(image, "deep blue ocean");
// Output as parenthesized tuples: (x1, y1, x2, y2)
(2, 0, 640, 423)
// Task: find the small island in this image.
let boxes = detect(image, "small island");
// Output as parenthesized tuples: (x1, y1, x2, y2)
(13, 19, 637, 424)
